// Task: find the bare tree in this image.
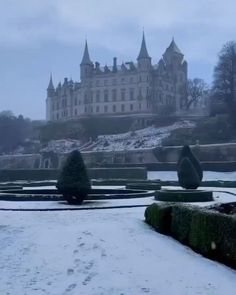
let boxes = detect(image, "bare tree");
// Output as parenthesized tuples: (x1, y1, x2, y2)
(212, 41, 236, 104)
(186, 78, 209, 110)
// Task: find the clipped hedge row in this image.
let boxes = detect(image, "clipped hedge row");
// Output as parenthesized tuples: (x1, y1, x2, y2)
(145, 203, 236, 269)
(126, 182, 161, 191)
(156, 189, 213, 202)
(0, 167, 147, 181)
(144, 203, 172, 234)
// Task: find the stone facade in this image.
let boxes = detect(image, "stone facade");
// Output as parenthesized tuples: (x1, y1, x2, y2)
(46, 33, 188, 121)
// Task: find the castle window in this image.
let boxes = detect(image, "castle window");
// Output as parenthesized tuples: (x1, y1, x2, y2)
(96, 80, 100, 86)
(90, 106, 93, 113)
(121, 104, 125, 112)
(147, 76, 149, 82)
(121, 77, 125, 83)
(74, 98, 77, 106)
(57, 102, 60, 110)
(96, 90, 100, 102)
(78, 100, 81, 105)
(74, 109, 77, 115)
(113, 105, 116, 112)
(104, 90, 109, 102)
(85, 106, 87, 113)
(112, 89, 117, 101)
(130, 104, 133, 111)
(90, 91, 93, 103)
(139, 102, 142, 110)
(121, 89, 126, 101)
(130, 77, 133, 83)
(56, 113, 59, 120)
(139, 76, 142, 82)
(96, 106, 100, 113)
(112, 79, 117, 85)
(104, 80, 108, 86)
(104, 105, 108, 113)
(130, 89, 134, 100)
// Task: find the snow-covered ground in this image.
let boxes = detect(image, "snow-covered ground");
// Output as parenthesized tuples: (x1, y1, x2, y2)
(1, 170, 236, 294)
(1, 203, 236, 295)
(148, 171, 236, 181)
(39, 121, 194, 153)
(40, 139, 83, 154)
(90, 121, 194, 151)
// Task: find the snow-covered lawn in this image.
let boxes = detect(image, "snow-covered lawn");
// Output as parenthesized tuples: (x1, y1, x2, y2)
(148, 171, 236, 181)
(0, 206, 236, 295)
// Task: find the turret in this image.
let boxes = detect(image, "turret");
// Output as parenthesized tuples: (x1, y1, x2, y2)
(137, 32, 152, 71)
(47, 74, 55, 97)
(46, 74, 55, 121)
(80, 40, 94, 80)
(163, 38, 184, 66)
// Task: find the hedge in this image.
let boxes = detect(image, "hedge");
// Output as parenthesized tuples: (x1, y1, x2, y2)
(155, 189, 213, 202)
(188, 208, 236, 267)
(144, 203, 172, 234)
(145, 203, 236, 269)
(126, 182, 161, 191)
(0, 167, 147, 181)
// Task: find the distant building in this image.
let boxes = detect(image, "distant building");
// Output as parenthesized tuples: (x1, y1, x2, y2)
(46, 33, 188, 122)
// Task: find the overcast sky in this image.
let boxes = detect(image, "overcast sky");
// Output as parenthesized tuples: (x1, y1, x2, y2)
(0, 0, 235, 119)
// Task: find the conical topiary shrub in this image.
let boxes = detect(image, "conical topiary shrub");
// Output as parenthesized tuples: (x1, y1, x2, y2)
(56, 150, 91, 204)
(178, 157, 201, 189)
(177, 145, 203, 182)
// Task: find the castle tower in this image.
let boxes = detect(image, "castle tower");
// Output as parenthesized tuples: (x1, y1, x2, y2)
(137, 32, 152, 71)
(80, 40, 94, 80)
(163, 38, 184, 66)
(46, 74, 55, 121)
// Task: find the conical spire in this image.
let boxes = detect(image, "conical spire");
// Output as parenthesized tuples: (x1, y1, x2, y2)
(47, 73, 54, 90)
(137, 31, 150, 60)
(80, 40, 93, 65)
(166, 38, 183, 55)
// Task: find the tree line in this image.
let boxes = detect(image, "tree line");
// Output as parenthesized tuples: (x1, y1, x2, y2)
(187, 40, 236, 127)
(0, 111, 32, 154)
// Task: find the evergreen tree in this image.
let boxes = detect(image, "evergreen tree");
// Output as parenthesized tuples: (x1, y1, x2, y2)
(178, 157, 201, 189)
(57, 150, 91, 204)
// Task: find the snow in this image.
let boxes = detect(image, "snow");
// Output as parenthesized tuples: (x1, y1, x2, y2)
(39, 121, 195, 153)
(148, 171, 236, 181)
(0, 204, 236, 295)
(40, 139, 83, 154)
(90, 121, 194, 152)
(1, 171, 236, 294)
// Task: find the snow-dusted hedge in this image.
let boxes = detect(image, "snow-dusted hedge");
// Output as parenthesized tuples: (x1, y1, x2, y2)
(145, 203, 236, 269)
(0, 167, 147, 181)
(144, 203, 172, 234)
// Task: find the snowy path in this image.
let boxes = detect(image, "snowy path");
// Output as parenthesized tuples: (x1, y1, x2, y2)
(0, 207, 236, 295)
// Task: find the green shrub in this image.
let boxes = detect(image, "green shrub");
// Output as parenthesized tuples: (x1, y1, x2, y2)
(57, 150, 91, 204)
(144, 203, 172, 234)
(177, 145, 203, 181)
(178, 157, 201, 189)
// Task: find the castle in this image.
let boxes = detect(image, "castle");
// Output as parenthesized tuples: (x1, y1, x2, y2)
(46, 33, 188, 122)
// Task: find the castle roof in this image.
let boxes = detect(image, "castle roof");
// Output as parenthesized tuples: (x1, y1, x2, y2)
(47, 74, 54, 90)
(80, 40, 93, 65)
(166, 38, 183, 55)
(137, 32, 150, 60)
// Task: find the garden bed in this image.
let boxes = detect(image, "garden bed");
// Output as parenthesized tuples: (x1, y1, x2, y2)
(0, 188, 155, 202)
